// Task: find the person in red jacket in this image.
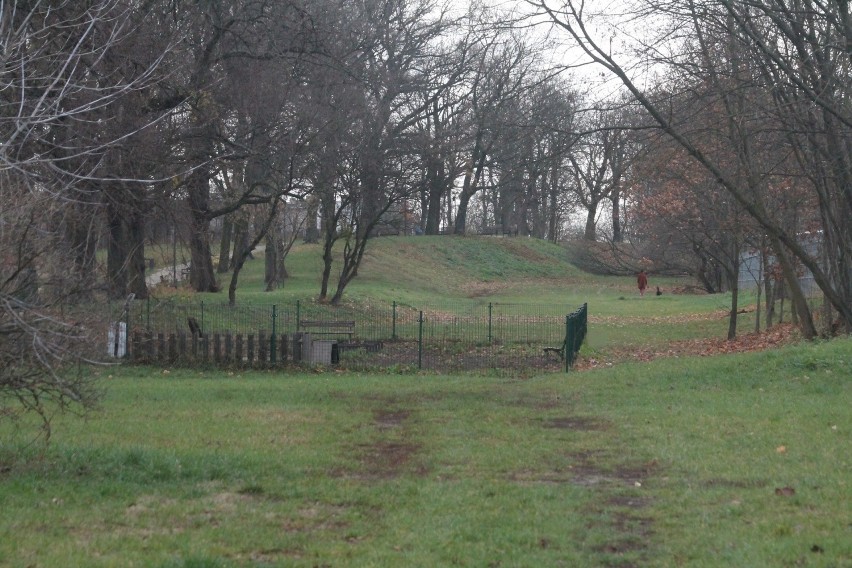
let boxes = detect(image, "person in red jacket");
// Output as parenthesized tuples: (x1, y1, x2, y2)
(637, 270, 649, 296)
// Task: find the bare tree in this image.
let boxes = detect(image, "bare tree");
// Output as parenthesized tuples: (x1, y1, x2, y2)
(0, 0, 166, 439)
(155, 0, 317, 293)
(532, 79, 578, 242)
(566, 110, 616, 241)
(532, 0, 852, 337)
(303, 0, 460, 304)
(265, 200, 307, 290)
(453, 26, 542, 235)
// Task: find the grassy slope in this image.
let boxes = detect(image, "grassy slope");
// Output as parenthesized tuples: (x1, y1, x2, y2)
(181, 235, 745, 352)
(209, 236, 592, 304)
(190, 235, 656, 300)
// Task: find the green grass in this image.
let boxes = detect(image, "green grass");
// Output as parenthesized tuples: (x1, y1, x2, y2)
(151, 235, 771, 319)
(155, 236, 780, 355)
(1, 339, 849, 566)
(159, 236, 738, 314)
(176, 236, 620, 302)
(4, 236, 847, 566)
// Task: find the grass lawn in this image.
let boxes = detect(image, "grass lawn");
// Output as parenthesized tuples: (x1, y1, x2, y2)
(1, 338, 849, 567)
(3, 236, 848, 566)
(147, 237, 771, 353)
(168, 237, 699, 307)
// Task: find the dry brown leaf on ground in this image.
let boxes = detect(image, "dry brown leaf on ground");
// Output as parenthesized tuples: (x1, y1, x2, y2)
(575, 324, 800, 370)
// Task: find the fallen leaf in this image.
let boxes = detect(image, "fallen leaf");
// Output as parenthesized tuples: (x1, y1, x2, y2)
(573, 323, 799, 370)
(776, 445, 787, 453)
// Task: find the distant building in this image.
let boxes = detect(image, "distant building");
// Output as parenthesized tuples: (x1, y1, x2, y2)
(738, 234, 821, 297)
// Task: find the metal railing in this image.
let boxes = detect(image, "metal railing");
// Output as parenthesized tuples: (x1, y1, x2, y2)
(117, 297, 588, 373)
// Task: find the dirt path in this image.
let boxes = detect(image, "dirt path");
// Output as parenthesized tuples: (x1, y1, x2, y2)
(145, 264, 188, 287)
(144, 244, 266, 287)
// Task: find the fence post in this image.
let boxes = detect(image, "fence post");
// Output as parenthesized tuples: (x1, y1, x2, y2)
(271, 304, 277, 364)
(146, 296, 151, 330)
(392, 301, 397, 340)
(488, 302, 493, 344)
(200, 301, 205, 336)
(564, 315, 570, 373)
(124, 302, 131, 359)
(296, 299, 301, 330)
(418, 310, 424, 370)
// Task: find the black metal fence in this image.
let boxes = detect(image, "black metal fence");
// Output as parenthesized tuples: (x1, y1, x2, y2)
(115, 298, 587, 373)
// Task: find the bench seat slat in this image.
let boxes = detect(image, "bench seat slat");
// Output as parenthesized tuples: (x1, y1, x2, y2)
(298, 320, 355, 336)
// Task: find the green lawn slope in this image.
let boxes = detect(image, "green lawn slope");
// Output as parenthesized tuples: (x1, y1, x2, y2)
(170, 235, 761, 355)
(189, 235, 713, 310)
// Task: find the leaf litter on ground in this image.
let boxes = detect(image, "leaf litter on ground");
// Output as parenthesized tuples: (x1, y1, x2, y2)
(576, 323, 800, 370)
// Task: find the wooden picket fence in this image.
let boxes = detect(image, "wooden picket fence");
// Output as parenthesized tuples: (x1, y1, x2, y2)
(128, 330, 320, 367)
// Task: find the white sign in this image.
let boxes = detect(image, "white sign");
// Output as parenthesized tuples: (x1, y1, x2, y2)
(107, 322, 127, 357)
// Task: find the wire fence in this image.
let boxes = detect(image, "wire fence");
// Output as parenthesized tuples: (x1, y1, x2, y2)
(106, 297, 588, 373)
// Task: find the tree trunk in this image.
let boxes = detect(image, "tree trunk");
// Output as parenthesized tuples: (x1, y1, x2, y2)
(754, 269, 762, 334)
(185, 159, 218, 293)
(187, 230, 217, 292)
(304, 197, 320, 243)
(769, 234, 816, 338)
(230, 218, 247, 270)
(454, 144, 488, 235)
(331, 230, 371, 306)
(611, 190, 623, 243)
(424, 176, 443, 235)
(115, 180, 149, 300)
(106, 199, 128, 300)
(319, 251, 332, 300)
(319, 229, 335, 301)
(317, 191, 339, 302)
(183, 90, 219, 293)
(217, 217, 232, 273)
(264, 233, 281, 291)
(66, 199, 99, 301)
(728, 281, 739, 340)
(105, 207, 148, 301)
(584, 201, 598, 241)
(548, 159, 560, 242)
(763, 250, 775, 328)
(228, 251, 249, 306)
(126, 207, 148, 300)
(727, 241, 741, 340)
(455, 192, 471, 235)
(228, 201, 279, 305)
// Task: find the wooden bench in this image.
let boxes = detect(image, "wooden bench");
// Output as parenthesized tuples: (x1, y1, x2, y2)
(298, 320, 355, 339)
